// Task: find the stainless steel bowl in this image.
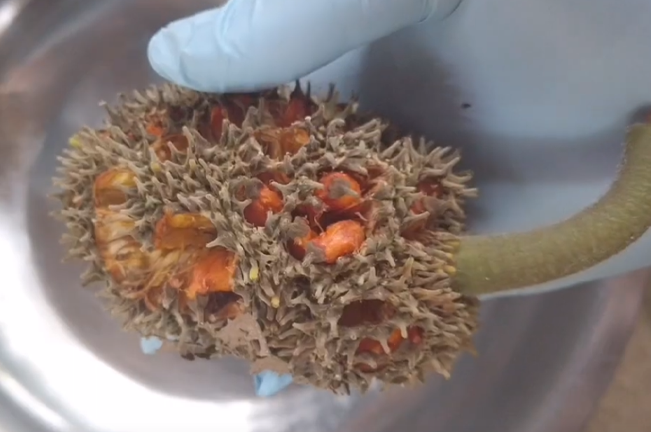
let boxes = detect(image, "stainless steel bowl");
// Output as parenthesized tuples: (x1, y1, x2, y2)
(0, 0, 649, 431)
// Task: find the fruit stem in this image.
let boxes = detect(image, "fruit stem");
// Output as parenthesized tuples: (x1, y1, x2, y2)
(452, 123, 651, 295)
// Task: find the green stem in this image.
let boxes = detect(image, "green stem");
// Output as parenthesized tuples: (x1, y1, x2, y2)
(452, 123, 651, 296)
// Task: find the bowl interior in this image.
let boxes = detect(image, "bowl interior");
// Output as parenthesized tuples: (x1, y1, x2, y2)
(0, 0, 647, 431)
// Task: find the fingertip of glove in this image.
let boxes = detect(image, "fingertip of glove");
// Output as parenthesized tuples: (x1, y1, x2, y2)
(147, 12, 219, 91)
(147, 29, 175, 82)
(140, 336, 163, 355)
(253, 371, 294, 397)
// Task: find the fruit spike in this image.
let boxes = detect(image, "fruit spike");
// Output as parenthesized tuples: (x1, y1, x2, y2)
(52, 81, 651, 395)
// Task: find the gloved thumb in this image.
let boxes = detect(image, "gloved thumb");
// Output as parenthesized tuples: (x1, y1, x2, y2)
(148, 0, 460, 93)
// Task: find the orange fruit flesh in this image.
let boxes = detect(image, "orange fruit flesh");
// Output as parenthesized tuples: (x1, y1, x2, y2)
(151, 134, 190, 162)
(243, 185, 284, 227)
(410, 179, 441, 215)
(185, 248, 239, 300)
(316, 172, 362, 212)
(287, 228, 318, 260)
(338, 299, 425, 371)
(154, 212, 217, 250)
(310, 220, 365, 264)
(93, 168, 137, 207)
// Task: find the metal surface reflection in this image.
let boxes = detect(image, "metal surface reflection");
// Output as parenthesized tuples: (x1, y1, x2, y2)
(0, 0, 648, 431)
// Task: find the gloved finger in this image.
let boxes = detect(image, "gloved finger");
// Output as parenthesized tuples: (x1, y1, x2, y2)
(147, 0, 453, 93)
(253, 371, 294, 397)
(140, 336, 163, 355)
(140, 336, 294, 397)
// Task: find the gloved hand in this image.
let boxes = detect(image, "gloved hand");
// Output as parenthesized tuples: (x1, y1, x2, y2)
(146, 0, 462, 398)
(146, 0, 651, 399)
(147, 0, 461, 93)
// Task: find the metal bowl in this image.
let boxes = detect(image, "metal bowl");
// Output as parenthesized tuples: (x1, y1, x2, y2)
(0, 0, 649, 431)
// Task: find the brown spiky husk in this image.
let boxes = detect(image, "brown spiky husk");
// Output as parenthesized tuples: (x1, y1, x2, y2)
(52, 82, 480, 394)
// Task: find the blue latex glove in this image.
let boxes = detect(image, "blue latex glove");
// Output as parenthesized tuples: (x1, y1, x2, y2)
(253, 371, 294, 397)
(147, 0, 461, 93)
(146, 0, 651, 398)
(140, 336, 163, 355)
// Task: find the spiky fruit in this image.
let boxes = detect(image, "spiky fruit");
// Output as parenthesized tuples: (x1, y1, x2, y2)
(52, 82, 479, 394)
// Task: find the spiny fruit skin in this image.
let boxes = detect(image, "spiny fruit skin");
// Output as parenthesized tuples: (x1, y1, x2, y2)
(52, 82, 480, 394)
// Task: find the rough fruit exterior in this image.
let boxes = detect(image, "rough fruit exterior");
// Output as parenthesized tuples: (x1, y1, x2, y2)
(53, 83, 479, 394)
